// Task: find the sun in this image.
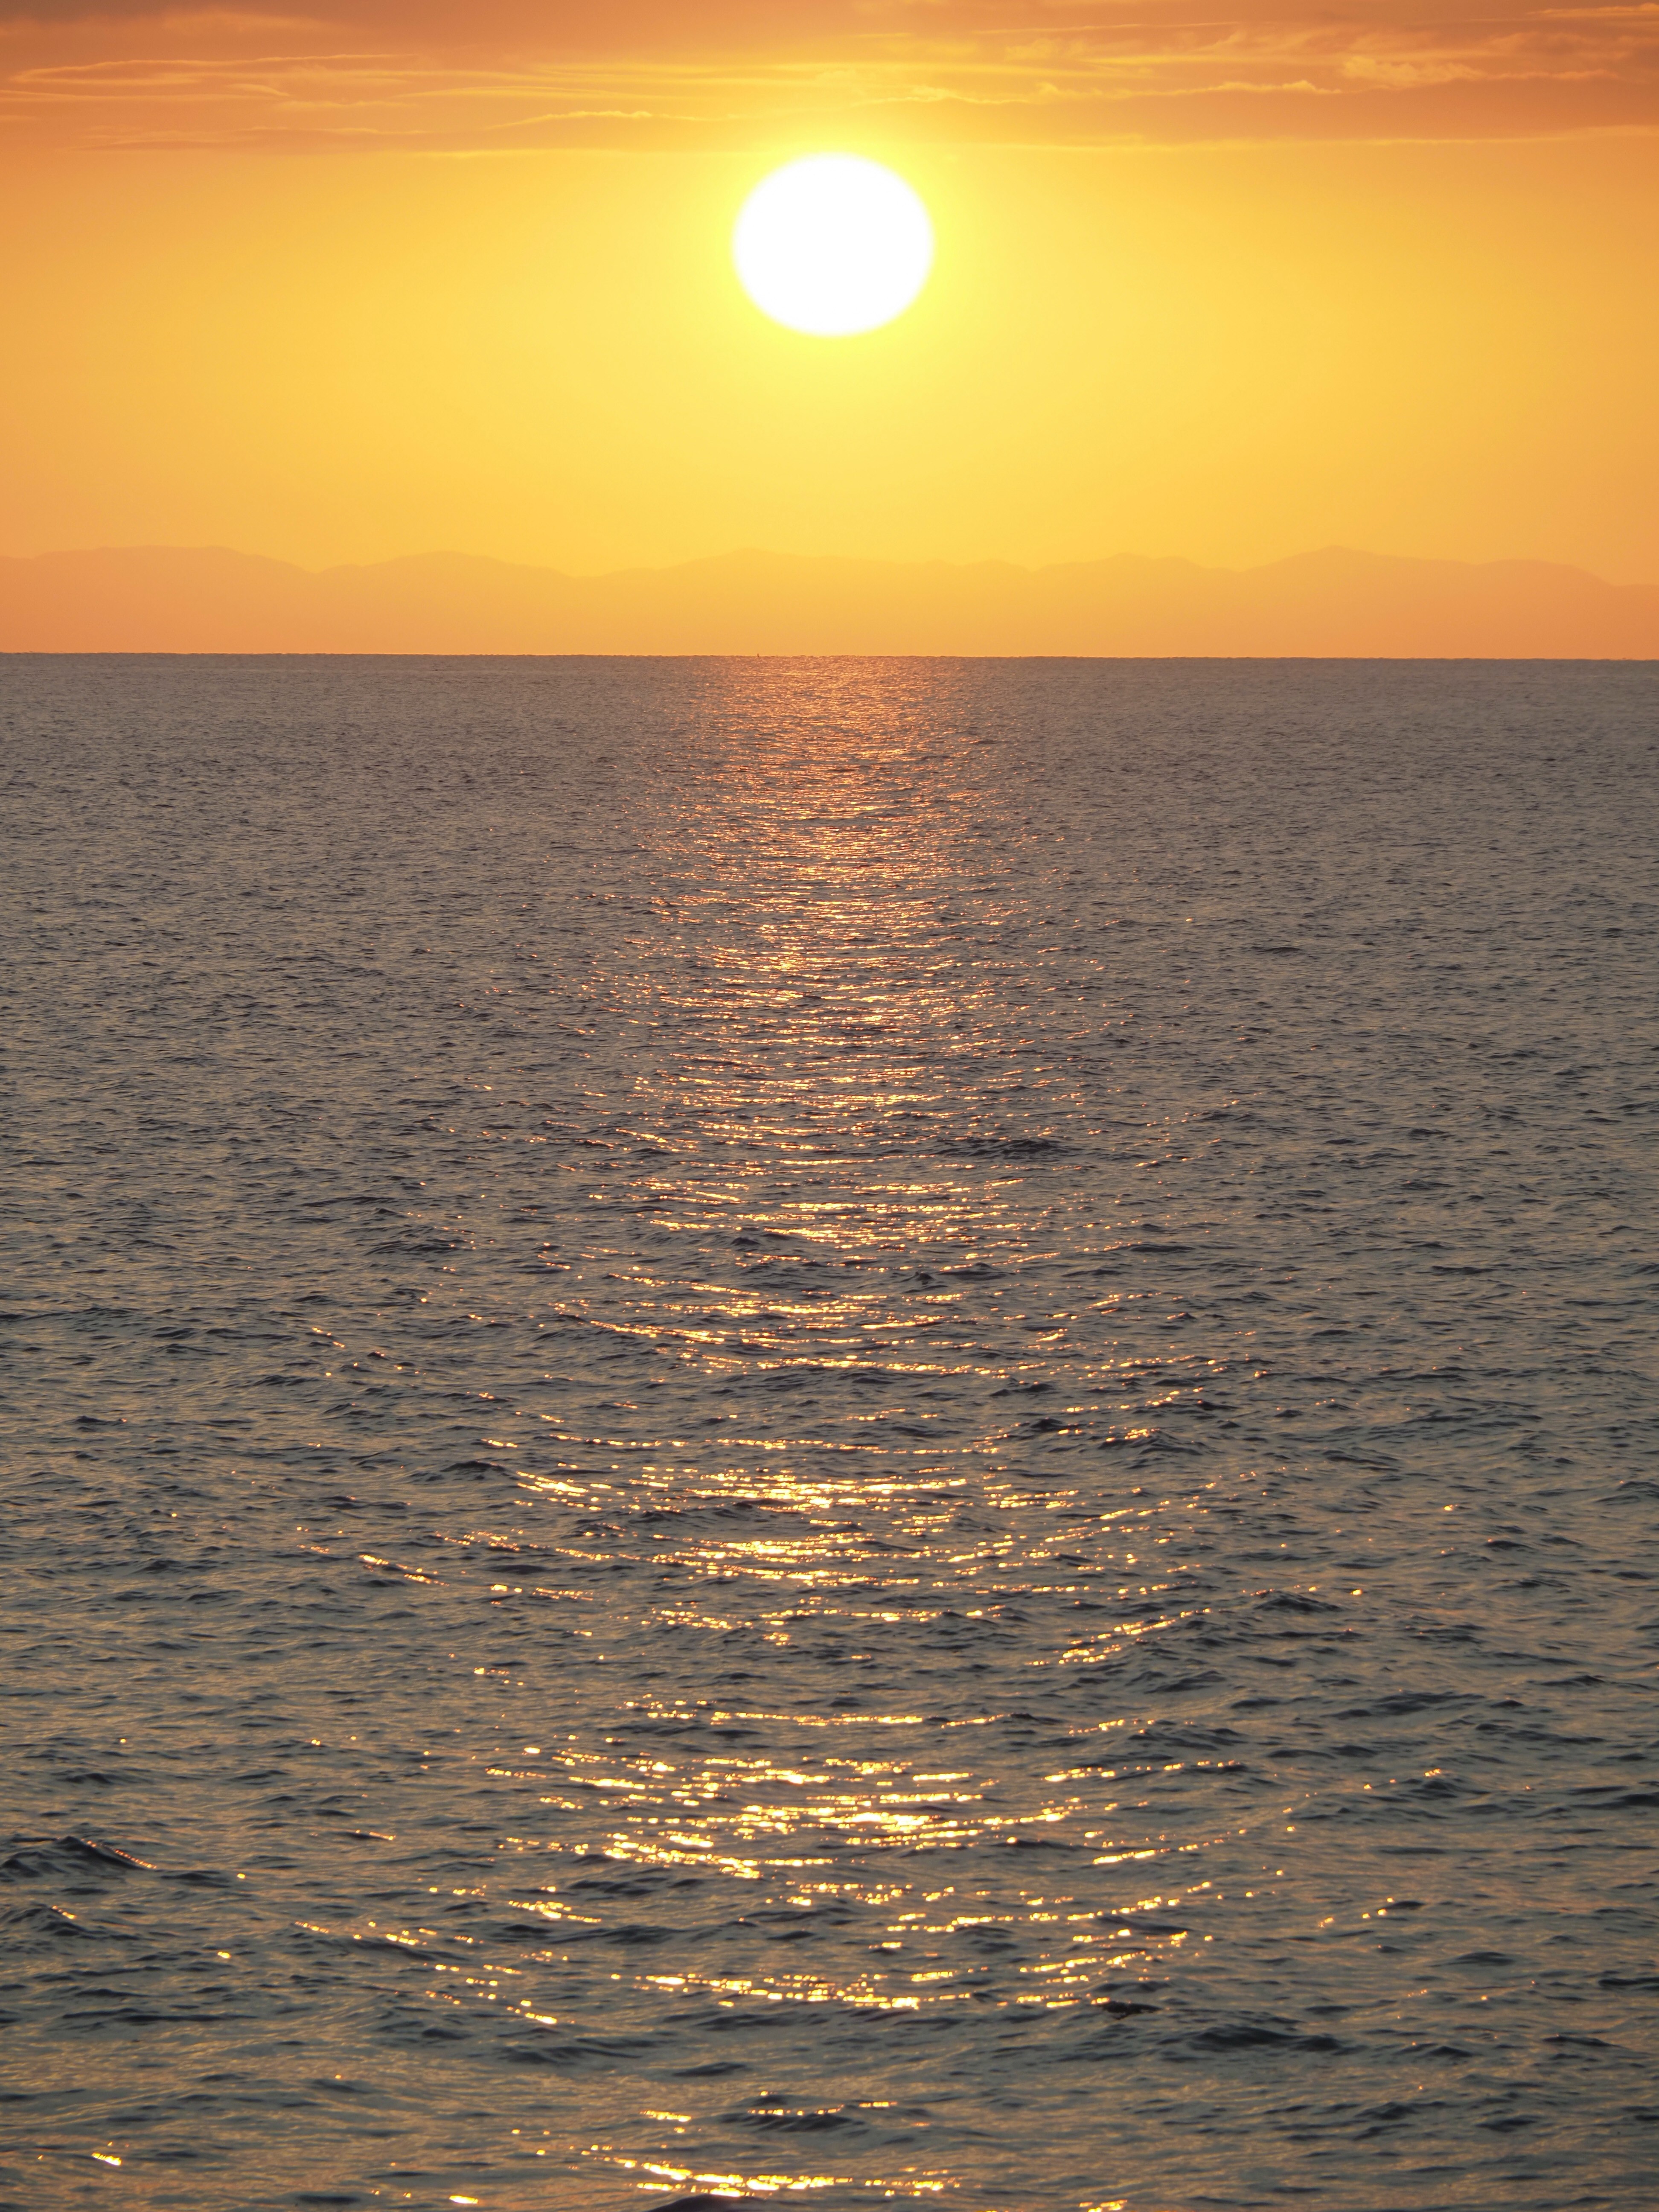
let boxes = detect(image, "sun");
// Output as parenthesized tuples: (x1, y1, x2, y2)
(733, 156, 935, 339)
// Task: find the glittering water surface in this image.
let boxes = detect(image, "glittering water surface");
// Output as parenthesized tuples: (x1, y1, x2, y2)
(3, 657, 1655, 2212)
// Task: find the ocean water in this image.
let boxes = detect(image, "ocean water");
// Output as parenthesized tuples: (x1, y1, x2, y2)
(1, 655, 1654, 2212)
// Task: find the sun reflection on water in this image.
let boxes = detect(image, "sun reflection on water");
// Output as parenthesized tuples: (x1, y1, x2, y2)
(287, 665, 1269, 2205)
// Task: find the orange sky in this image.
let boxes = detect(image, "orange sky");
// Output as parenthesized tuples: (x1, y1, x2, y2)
(3, 0, 1656, 579)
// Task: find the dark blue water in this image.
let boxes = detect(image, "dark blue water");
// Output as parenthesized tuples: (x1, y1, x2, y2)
(3, 656, 1655, 2212)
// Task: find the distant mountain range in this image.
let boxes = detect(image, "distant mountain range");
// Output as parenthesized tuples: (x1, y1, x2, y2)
(3, 544, 1656, 657)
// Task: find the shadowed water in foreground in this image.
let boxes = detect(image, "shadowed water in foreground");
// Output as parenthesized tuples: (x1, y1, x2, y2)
(2, 656, 1655, 2212)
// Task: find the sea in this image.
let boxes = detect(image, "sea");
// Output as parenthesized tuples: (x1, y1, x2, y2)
(2, 655, 1654, 2212)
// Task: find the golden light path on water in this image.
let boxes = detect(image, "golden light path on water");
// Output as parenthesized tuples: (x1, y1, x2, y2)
(288, 665, 1300, 2201)
(525, 727, 1155, 1816)
(5, 657, 1654, 2210)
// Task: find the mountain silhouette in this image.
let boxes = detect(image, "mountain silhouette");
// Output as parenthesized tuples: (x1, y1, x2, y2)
(3, 544, 1655, 656)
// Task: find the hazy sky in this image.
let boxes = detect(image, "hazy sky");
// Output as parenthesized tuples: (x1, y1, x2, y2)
(3, 0, 1655, 575)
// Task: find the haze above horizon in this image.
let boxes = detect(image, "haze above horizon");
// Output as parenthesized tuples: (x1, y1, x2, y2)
(7, 540, 1657, 657)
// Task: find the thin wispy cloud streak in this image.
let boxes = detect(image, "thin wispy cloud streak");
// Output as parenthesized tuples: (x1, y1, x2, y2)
(3, 0, 1654, 147)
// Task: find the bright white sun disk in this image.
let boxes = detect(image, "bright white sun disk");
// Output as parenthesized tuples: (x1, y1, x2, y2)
(733, 156, 934, 338)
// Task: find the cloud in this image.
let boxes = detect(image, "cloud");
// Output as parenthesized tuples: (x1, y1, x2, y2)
(2, 0, 1654, 149)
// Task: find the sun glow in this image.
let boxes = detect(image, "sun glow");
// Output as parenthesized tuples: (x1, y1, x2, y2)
(733, 155, 935, 338)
